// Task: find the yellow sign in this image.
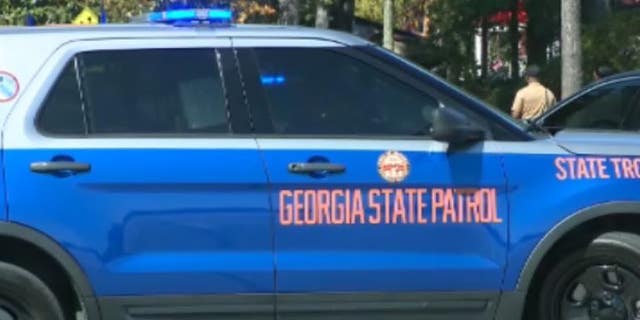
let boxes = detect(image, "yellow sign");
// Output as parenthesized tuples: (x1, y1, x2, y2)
(72, 7, 99, 25)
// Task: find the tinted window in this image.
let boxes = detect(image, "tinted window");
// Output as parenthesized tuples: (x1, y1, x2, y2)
(545, 81, 640, 130)
(253, 48, 440, 136)
(620, 86, 640, 130)
(37, 60, 86, 135)
(81, 49, 228, 134)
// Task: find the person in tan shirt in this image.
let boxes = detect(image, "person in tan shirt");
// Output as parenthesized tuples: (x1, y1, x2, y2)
(511, 65, 556, 121)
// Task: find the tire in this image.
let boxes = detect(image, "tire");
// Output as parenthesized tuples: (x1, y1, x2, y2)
(531, 232, 640, 320)
(0, 261, 65, 320)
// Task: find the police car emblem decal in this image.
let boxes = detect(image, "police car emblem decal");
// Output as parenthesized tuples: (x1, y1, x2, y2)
(377, 151, 410, 183)
(0, 71, 19, 103)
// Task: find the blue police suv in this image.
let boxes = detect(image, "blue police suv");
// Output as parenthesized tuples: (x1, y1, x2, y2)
(0, 3, 640, 320)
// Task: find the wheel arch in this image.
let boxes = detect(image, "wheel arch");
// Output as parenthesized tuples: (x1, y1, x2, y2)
(0, 222, 95, 298)
(517, 201, 640, 291)
(495, 201, 640, 320)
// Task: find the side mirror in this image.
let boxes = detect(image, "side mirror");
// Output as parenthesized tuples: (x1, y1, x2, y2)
(431, 107, 485, 145)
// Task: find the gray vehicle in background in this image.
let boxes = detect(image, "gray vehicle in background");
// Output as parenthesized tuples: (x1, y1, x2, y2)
(535, 71, 640, 133)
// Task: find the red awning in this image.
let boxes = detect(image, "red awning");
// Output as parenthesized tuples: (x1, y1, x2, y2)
(488, 1, 528, 26)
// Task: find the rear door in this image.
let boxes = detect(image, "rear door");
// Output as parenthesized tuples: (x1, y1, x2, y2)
(235, 39, 509, 319)
(3, 38, 274, 317)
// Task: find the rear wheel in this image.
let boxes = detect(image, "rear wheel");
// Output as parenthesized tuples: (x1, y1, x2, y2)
(534, 232, 640, 320)
(0, 261, 65, 320)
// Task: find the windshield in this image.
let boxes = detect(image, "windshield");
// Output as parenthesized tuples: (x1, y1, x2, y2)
(539, 77, 640, 133)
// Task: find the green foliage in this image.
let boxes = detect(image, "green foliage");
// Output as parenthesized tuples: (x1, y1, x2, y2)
(101, 0, 156, 23)
(4, 0, 636, 110)
(299, 0, 318, 26)
(355, 0, 381, 25)
(356, 0, 425, 30)
(582, 9, 640, 79)
(0, 0, 155, 25)
(425, 0, 508, 83)
(523, 0, 560, 49)
(234, 0, 277, 24)
(0, 0, 277, 25)
(468, 58, 559, 113)
(472, 79, 521, 112)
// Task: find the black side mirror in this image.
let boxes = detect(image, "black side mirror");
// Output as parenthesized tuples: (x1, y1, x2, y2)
(431, 107, 485, 145)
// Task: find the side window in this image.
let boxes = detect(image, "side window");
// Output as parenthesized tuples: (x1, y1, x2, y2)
(621, 88, 640, 130)
(38, 49, 230, 136)
(79, 49, 228, 135)
(544, 81, 640, 130)
(253, 48, 441, 136)
(37, 60, 86, 135)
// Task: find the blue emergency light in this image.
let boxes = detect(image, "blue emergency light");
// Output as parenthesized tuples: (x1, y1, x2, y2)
(260, 75, 286, 86)
(148, 0, 233, 26)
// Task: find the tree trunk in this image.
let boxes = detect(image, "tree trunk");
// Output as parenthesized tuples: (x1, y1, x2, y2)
(509, 0, 520, 79)
(525, 0, 546, 66)
(383, 0, 394, 50)
(343, 0, 355, 31)
(481, 17, 489, 79)
(561, 0, 582, 98)
(526, 25, 547, 66)
(333, 0, 354, 32)
(315, 0, 329, 28)
(603, 0, 612, 14)
(278, 0, 299, 25)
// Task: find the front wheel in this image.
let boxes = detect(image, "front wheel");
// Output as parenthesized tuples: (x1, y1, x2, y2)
(533, 232, 640, 320)
(0, 261, 65, 320)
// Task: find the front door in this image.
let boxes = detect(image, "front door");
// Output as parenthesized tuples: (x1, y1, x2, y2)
(3, 39, 274, 317)
(235, 41, 509, 318)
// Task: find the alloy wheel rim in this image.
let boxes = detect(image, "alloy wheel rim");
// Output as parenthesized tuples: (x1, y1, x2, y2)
(559, 264, 640, 320)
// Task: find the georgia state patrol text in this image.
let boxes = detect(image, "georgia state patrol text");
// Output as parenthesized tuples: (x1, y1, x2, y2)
(279, 187, 501, 226)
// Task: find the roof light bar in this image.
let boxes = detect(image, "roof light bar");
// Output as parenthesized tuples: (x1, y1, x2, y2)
(149, 9, 232, 23)
(149, 0, 233, 26)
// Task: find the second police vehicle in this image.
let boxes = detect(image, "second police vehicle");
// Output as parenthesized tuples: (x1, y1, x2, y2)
(0, 1, 640, 320)
(536, 71, 640, 133)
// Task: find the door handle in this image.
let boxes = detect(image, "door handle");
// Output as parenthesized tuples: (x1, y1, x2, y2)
(30, 161, 91, 174)
(288, 162, 346, 174)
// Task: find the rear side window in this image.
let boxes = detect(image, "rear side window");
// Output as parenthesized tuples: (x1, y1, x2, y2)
(252, 48, 440, 136)
(37, 49, 230, 136)
(37, 60, 86, 135)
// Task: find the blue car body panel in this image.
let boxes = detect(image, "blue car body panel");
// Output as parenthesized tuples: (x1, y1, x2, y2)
(3, 148, 274, 296)
(0, 148, 7, 221)
(501, 150, 640, 290)
(259, 144, 508, 293)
